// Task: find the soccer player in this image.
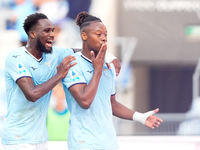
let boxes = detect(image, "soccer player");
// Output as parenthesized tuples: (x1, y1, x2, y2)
(1, 12, 121, 150)
(1, 13, 76, 150)
(62, 11, 163, 150)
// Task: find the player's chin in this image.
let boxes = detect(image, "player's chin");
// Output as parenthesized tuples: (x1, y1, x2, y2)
(44, 46, 53, 54)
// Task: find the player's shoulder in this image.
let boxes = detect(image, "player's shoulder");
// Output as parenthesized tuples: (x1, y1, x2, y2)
(72, 52, 81, 57)
(71, 52, 82, 63)
(52, 46, 75, 53)
(6, 47, 25, 59)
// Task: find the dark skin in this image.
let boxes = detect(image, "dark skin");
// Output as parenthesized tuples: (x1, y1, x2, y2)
(17, 19, 76, 102)
(69, 21, 162, 129)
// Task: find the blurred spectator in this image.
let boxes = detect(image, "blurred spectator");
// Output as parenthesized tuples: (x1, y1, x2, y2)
(32, 0, 92, 48)
(10, 0, 36, 46)
(66, 0, 91, 20)
(47, 82, 70, 141)
(33, 0, 68, 25)
(55, 0, 92, 48)
(33, 0, 68, 46)
(0, 0, 15, 9)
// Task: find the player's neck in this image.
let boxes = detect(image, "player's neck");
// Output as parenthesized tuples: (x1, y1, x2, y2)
(25, 46, 43, 61)
(82, 46, 97, 60)
(81, 48, 91, 60)
(25, 41, 43, 60)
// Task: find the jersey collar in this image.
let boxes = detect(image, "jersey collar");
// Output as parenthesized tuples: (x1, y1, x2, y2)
(79, 52, 92, 63)
(23, 47, 43, 62)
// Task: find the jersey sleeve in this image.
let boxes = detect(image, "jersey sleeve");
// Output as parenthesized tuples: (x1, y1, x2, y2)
(62, 59, 86, 89)
(110, 63, 116, 95)
(5, 53, 32, 82)
(56, 47, 75, 65)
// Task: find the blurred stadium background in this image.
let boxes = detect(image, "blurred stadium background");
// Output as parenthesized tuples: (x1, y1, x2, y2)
(1, 0, 200, 149)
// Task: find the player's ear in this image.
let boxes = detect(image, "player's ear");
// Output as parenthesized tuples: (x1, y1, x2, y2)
(30, 31, 36, 39)
(81, 32, 87, 41)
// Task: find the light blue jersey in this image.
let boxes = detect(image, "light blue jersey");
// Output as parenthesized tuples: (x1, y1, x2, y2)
(1, 46, 74, 145)
(62, 52, 118, 150)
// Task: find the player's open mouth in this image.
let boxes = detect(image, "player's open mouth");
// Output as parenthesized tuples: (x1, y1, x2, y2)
(46, 40, 53, 48)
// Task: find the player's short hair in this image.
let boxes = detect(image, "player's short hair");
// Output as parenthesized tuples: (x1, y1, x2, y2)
(23, 13, 48, 36)
(76, 11, 101, 30)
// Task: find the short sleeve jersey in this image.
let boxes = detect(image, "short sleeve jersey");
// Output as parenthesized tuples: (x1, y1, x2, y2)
(62, 52, 118, 150)
(1, 46, 74, 145)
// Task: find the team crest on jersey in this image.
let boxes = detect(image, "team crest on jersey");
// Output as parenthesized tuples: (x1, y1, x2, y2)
(70, 69, 80, 81)
(16, 62, 26, 74)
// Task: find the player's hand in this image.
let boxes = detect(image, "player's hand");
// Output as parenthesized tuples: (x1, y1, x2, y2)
(106, 58, 121, 76)
(145, 108, 163, 129)
(57, 55, 77, 79)
(91, 43, 107, 74)
(112, 59, 121, 77)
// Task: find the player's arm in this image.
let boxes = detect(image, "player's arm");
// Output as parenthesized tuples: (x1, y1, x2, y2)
(111, 95, 163, 129)
(68, 44, 107, 109)
(68, 70, 101, 109)
(111, 94, 134, 120)
(105, 52, 121, 76)
(17, 55, 76, 102)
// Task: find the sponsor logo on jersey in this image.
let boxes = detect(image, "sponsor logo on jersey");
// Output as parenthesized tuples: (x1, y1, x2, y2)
(87, 70, 93, 74)
(12, 55, 20, 58)
(31, 66, 37, 71)
(16, 62, 26, 74)
(44, 60, 52, 70)
(70, 70, 80, 81)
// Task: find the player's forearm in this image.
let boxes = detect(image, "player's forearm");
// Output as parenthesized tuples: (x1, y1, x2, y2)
(113, 103, 134, 120)
(78, 71, 102, 109)
(111, 97, 134, 120)
(26, 74, 62, 102)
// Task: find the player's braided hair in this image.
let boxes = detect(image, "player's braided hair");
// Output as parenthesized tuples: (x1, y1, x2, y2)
(76, 11, 101, 29)
(23, 13, 48, 36)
